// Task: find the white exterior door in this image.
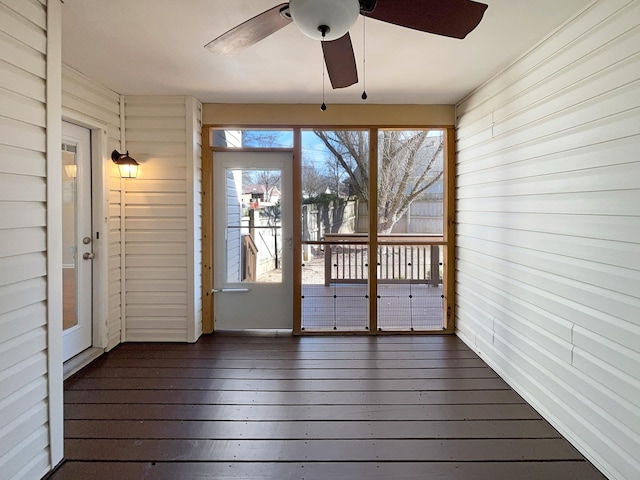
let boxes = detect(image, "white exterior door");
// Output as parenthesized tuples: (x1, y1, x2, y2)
(62, 121, 93, 361)
(213, 151, 293, 329)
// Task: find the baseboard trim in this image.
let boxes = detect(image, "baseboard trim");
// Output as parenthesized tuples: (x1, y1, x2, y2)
(63, 347, 104, 379)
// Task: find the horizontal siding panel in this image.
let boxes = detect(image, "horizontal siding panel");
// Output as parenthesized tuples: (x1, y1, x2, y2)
(573, 326, 640, 383)
(125, 129, 186, 143)
(456, 211, 640, 244)
(0, 0, 46, 30)
(0, 3, 45, 53)
(127, 279, 188, 292)
(457, 5, 640, 136)
(0, 227, 45, 257)
(125, 116, 186, 130)
(127, 179, 188, 193)
(124, 141, 186, 156)
(0, 277, 46, 316)
(125, 254, 187, 268)
(61, 92, 120, 127)
(126, 192, 187, 205)
(0, 144, 45, 176)
(573, 346, 640, 409)
(0, 377, 47, 431)
(458, 189, 640, 216)
(126, 218, 188, 231)
(0, 351, 46, 401)
(2, 424, 49, 480)
(459, 84, 640, 162)
(125, 231, 186, 243)
(457, 108, 640, 174)
(62, 66, 121, 110)
(125, 205, 187, 217)
(0, 327, 46, 371)
(458, 224, 640, 271)
(125, 267, 187, 280)
(125, 330, 188, 342)
(127, 292, 187, 305)
(0, 303, 46, 343)
(0, 252, 46, 287)
(15, 452, 50, 480)
(458, 136, 640, 185)
(0, 29, 45, 78)
(0, 173, 45, 201)
(126, 305, 187, 317)
(125, 320, 188, 332)
(125, 243, 188, 255)
(458, 162, 640, 199)
(457, 239, 640, 325)
(0, 59, 45, 102)
(458, 252, 640, 355)
(456, 0, 634, 121)
(125, 105, 186, 118)
(456, 263, 575, 344)
(0, 115, 45, 152)
(136, 166, 187, 181)
(0, 402, 47, 459)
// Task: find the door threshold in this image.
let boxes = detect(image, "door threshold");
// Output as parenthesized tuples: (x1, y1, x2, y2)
(215, 329, 293, 337)
(63, 347, 104, 380)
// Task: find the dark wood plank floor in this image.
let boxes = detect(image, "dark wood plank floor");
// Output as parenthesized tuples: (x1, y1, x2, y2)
(51, 334, 607, 480)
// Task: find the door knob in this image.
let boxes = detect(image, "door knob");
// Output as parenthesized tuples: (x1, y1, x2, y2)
(83, 252, 95, 260)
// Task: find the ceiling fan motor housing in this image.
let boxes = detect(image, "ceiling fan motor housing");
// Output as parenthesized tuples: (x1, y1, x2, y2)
(289, 0, 360, 41)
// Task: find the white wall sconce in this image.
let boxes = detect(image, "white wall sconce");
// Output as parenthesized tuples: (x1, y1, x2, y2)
(111, 150, 139, 178)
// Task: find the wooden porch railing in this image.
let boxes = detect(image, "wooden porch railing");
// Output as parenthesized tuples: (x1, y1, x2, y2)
(322, 234, 442, 286)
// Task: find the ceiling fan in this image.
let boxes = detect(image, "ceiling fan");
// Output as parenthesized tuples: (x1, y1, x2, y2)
(205, 0, 488, 90)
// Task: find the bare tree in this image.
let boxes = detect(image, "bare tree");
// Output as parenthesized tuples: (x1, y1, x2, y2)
(301, 160, 329, 197)
(313, 130, 443, 233)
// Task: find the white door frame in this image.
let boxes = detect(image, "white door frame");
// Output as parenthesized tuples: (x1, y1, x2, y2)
(61, 114, 110, 356)
(213, 151, 293, 330)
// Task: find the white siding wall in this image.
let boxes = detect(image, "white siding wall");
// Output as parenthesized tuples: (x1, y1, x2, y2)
(61, 65, 123, 350)
(124, 96, 202, 342)
(455, 1, 640, 479)
(0, 0, 61, 478)
(187, 97, 203, 341)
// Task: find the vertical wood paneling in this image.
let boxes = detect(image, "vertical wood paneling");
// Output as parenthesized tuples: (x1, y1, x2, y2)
(0, 0, 56, 478)
(455, 2, 640, 480)
(124, 96, 202, 342)
(61, 65, 123, 350)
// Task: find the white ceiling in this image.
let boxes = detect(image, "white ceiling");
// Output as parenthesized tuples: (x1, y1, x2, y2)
(61, 0, 593, 105)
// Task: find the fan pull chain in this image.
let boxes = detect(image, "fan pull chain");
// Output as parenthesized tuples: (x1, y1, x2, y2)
(321, 63, 327, 111)
(321, 29, 327, 111)
(361, 13, 368, 101)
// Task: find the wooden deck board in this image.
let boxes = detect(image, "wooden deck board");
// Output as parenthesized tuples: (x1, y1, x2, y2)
(65, 419, 558, 439)
(52, 334, 607, 480)
(64, 438, 583, 462)
(52, 461, 607, 480)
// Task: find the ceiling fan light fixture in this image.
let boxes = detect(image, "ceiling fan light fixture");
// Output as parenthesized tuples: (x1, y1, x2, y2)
(289, 0, 360, 41)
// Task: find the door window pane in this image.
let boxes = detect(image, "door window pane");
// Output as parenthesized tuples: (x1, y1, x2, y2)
(225, 168, 283, 283)
(62, 144, 78, 330)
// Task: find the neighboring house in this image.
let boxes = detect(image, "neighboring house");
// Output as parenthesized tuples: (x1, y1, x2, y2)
(242, 184, 281, 207)
(0, 2, 638, 480)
